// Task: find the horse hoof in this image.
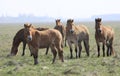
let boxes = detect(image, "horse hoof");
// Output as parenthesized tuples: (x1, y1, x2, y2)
(21, 54, 24, 56)
(34, 60, 38, 65)
(70, 56, 73, 59)
(34, 62, 38, 65)
(52, 62, 55, 64)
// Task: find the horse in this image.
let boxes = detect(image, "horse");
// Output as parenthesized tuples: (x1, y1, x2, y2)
(95, 18, 115, 57)
(24, 23, 64, 65)
(54, 19, 67, 47)
(8, 27, 49, 57)
(66, 19, 90, 58)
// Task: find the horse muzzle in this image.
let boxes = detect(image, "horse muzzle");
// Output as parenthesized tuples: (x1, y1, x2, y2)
(27, 35, 32, 41)
(98, 29, 101, 33)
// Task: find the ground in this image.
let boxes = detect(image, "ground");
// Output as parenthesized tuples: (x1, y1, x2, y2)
(0, 21, 120, 76)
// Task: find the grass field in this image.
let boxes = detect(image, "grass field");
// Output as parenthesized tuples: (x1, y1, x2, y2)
(0, 21, 120, 76)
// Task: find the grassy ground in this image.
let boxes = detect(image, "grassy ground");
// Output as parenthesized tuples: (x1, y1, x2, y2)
(0, 22, 120, 76)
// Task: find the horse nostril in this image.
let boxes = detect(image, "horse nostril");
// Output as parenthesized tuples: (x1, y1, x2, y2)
(99, 30, 101, 33)
(70, 30, 74, 34)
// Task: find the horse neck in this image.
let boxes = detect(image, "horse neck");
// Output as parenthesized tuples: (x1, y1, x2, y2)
(12, 36, 22, 47)
(95, 22, 102, 30)
(31, 29, 39, 39)
(56, 22, 61, 26)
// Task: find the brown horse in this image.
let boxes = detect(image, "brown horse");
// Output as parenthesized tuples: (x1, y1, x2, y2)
(54, 19, 66, 47)
(24, 23, 64, 65)
(95, 18, 115, 57)
(8, 27, 49, 56)
(66, 19, 90, 58)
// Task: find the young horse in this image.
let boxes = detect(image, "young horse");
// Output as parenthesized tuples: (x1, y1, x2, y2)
(8, 27, 49, 56)
(24, 24, 64, 65)
(54, 19, 66, 47)
(95, 18, 115, 57)
(66, 19, 90, 58)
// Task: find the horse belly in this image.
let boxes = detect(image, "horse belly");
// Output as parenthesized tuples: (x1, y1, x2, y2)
(39, 42, 49, 48)
(38, 39, 50, 48)
(67, 36, 77, 43)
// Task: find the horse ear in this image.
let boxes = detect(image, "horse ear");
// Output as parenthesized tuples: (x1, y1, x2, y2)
(24, 24, 27, 28)
(72, 19, 74, 22)
(29, 24, 32, 27)
(59, 19, 61, 21)
(95, 18, 97, 21)
(99, 18, 102, 21)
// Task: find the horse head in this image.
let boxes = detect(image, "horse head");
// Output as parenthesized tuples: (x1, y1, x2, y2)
(24, 23, 34, 42)
(95, 18, 102, 33)
(56, 19, 61, 26)
(66, 19, 74, 34)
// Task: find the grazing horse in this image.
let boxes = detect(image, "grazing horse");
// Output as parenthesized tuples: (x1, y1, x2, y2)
(24, 23, 64, 65)
(95, 18, 115, 57)
(54, 19, 66, 47)
(8, 27, 49, 56)
(66, 19, 90, 58)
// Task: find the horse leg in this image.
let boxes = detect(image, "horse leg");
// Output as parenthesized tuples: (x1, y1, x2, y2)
(61, 39, 64, 48)
(33, 55, 38, 65)
(50, 45, 57, 64)
(30, 47, 38, 65)
(65, 38, 67, 47)
(33, 52, 38, 65)
(75, 46, 78, 58)
(78, 42, 82, 58)
(84, 40, 90, 57)
(109, 39, 114, 56)
(68, 41, 73, 59)
(28, 44, 33, 56)
(106, 42, 110, 56)
(22, 42, 26, 56)
(110, 44, 114, 56)
(45, 46, 49, 55)
(56, 44, 64, 62)
(97, 44, 100, 57)
(107, 46, 110, 56)
(102, 43, 105, 57)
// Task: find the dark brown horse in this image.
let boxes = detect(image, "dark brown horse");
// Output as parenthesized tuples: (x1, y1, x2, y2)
(8, 27, 49, 56)
(24, 23, 64, 65)
(54, 19, 66, 47)
(95, 18, 115, 57)
(66, 19, 90, 58)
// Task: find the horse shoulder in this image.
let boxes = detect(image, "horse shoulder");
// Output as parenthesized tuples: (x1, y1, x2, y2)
(34, 30, 42, 41)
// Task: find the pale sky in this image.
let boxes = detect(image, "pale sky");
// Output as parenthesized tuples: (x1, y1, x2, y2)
(0, 0, 120, 18)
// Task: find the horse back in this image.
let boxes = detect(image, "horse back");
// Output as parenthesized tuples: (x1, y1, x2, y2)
(67, 25, 89, 42)
(34, 29, 62, 47)
(102, 25, 114, 39)
(36, 27, 49, 31)
(74, 25, 89, 37)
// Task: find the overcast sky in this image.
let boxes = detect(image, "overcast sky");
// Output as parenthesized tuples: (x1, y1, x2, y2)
(0, 0, 120, 18)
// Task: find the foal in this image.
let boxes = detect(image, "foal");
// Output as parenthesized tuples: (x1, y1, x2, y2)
(24, 24, 64, 65)
(95, 18, 115, 57)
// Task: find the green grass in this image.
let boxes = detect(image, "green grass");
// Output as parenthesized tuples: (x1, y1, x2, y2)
(0, 22, 120, 76)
